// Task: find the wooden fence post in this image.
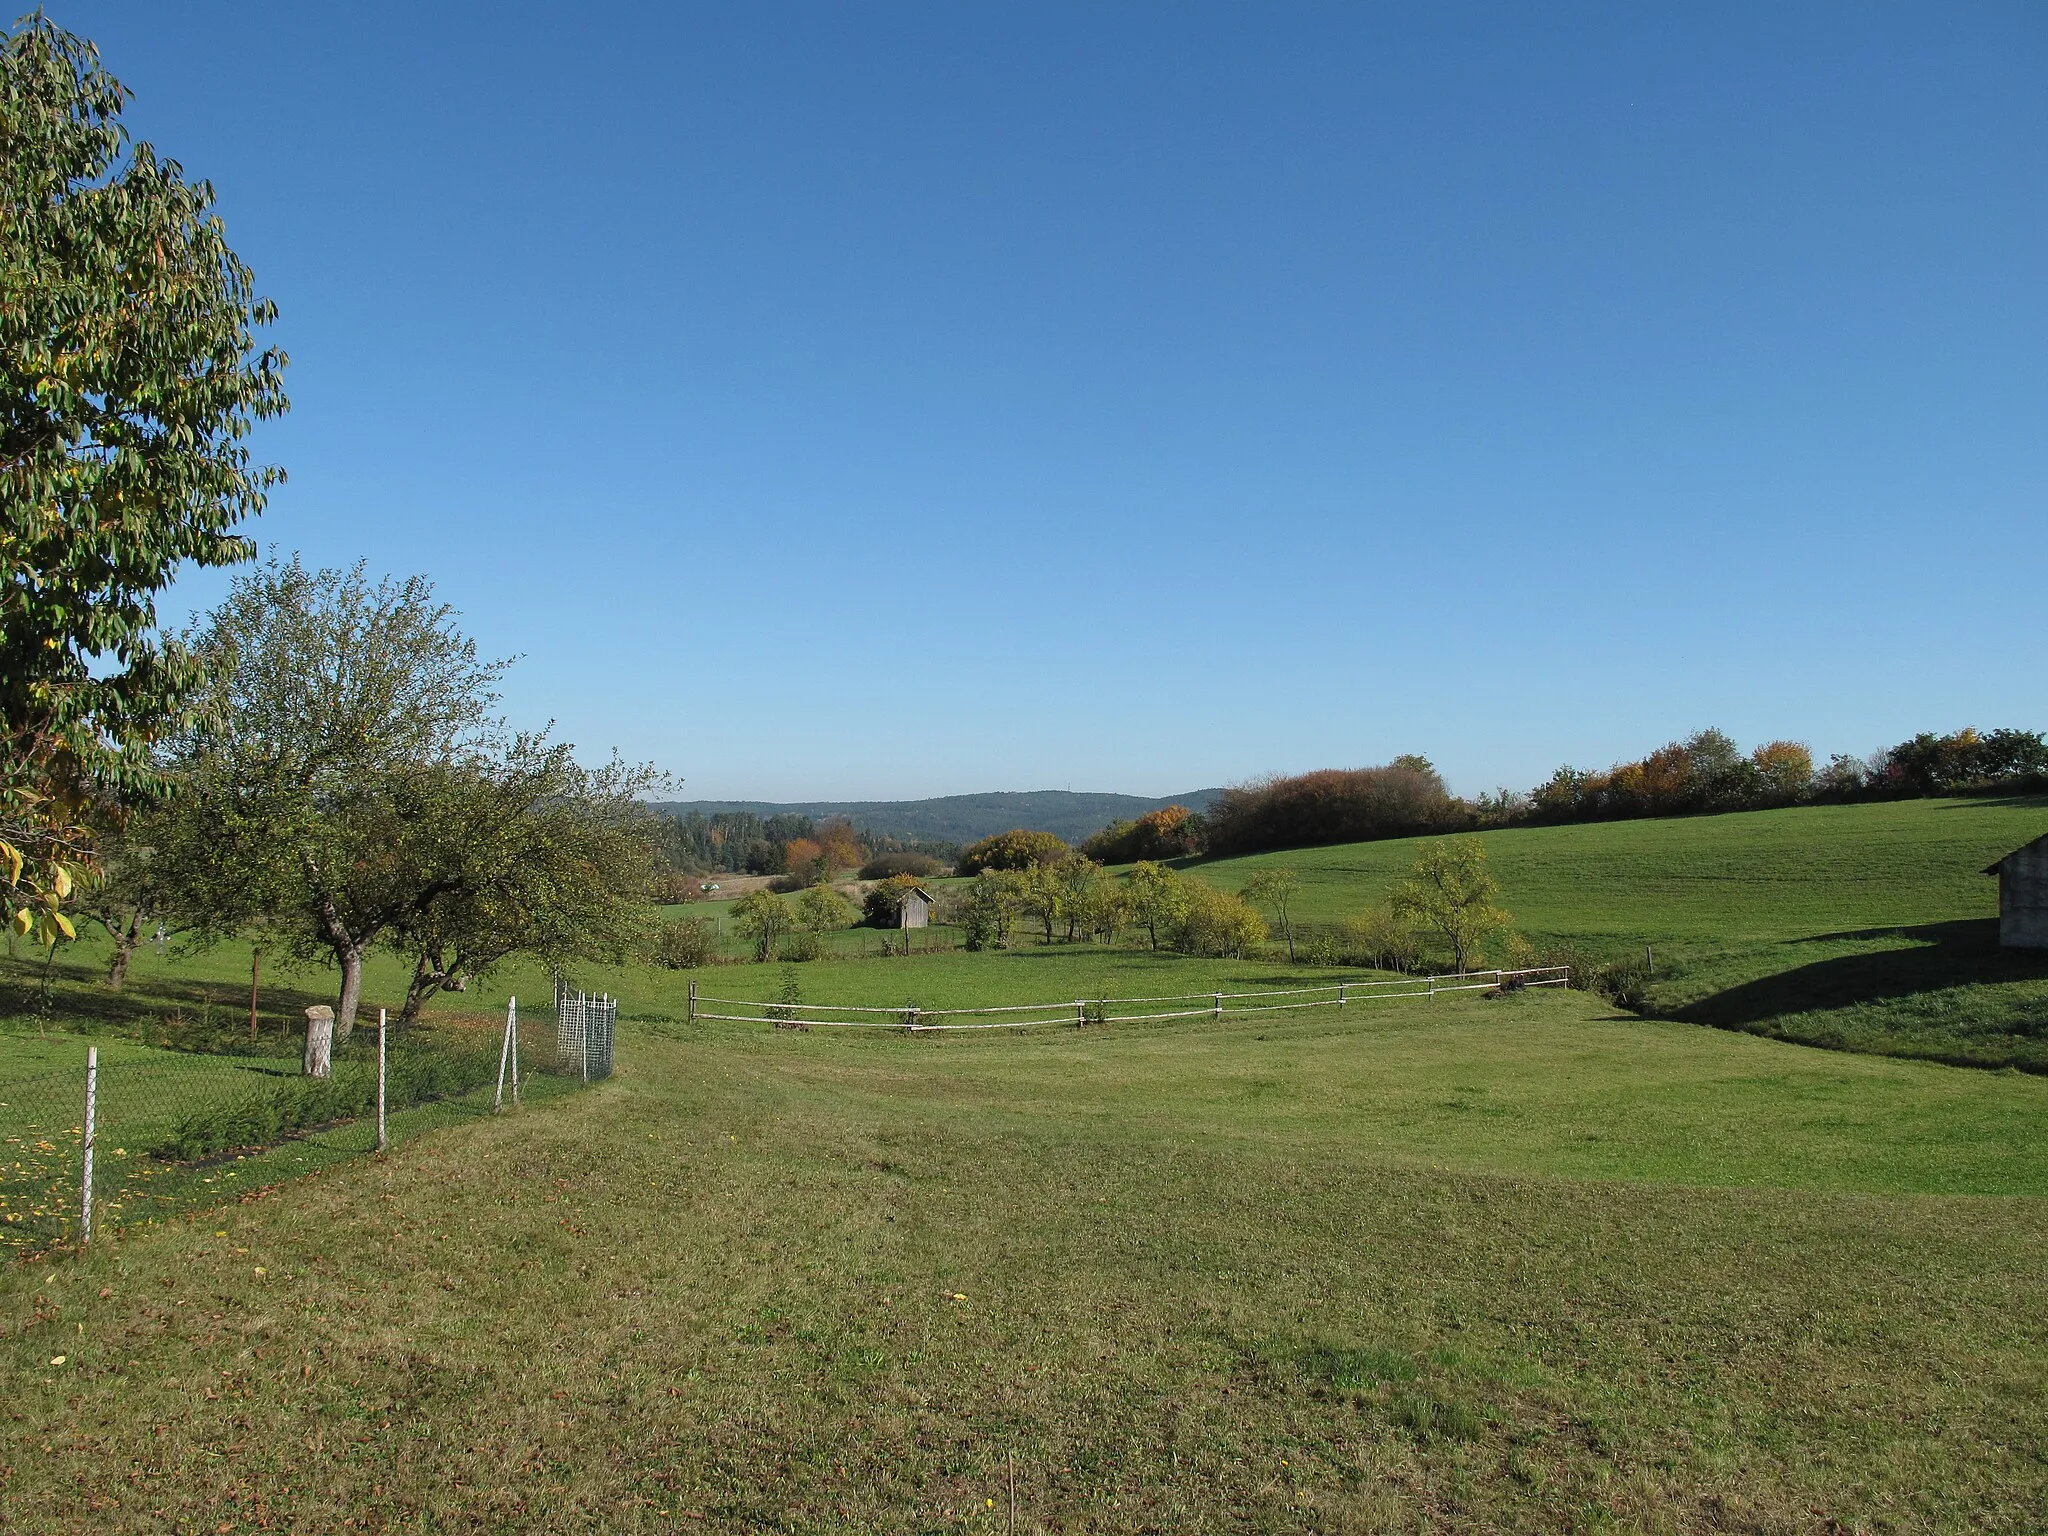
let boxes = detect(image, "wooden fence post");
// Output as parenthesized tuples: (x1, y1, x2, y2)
(688, 979, 696, 1021)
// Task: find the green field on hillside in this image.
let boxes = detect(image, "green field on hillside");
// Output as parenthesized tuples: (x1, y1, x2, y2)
(4, 994, 2044, 1532)
(1176, 796, 2048, 1071)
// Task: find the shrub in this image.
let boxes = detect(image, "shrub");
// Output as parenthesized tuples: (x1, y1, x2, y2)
(150, 1033, 501, 1162)
(653, 915, 717, 969)
(1080, 805, 1204, 864)
(858, 851, 942, 880)
(1173, 884, 1266, 958)
(730, 889, 794, 962)
(794, 884, 855, 933)
(957, 828, 1069, 875)
(1345, 907, 1421, 973)
(777, 930, 821, 962)
(1204, 759, 1464, 857)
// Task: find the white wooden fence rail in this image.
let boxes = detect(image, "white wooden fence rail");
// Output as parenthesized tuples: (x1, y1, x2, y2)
(687, 965, 1569, 1032)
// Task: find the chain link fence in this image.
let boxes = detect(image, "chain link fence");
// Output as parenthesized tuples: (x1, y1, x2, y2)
(2, 1001, 588, 1259)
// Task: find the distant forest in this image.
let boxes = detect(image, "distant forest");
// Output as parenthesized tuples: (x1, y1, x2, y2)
(649, 789, 1222, 855)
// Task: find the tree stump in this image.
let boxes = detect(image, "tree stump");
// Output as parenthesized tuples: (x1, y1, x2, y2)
(304, 1005, 334, 1079)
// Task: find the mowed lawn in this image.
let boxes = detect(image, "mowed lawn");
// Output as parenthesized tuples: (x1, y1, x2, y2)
(4, 990, 2045, 1533)
(1175, 796, 2048, 1070)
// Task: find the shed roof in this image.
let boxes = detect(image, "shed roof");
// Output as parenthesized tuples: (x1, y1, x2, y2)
(1984, 831, 2048, 876)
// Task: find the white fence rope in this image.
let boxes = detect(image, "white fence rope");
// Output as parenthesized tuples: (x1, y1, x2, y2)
(691, 966, 1569, 1031)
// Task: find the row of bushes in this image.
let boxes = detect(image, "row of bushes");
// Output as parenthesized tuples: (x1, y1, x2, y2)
(1121, 726, 2048, 861)
(149, 1033, 507, 1162)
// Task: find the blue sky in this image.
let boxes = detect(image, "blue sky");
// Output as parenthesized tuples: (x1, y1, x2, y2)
(55, 2, 2048, 799)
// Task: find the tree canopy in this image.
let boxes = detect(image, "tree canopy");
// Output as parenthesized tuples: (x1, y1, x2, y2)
(1, 17, 286, 942)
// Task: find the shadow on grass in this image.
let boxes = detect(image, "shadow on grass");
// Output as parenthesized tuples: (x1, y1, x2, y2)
(1671, 920, 2048, 1030)
(0, 951, 341, 1054)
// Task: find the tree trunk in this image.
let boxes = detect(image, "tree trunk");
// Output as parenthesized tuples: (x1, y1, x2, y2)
(336, 946, 365, 1039)
(106, 912, 140, 990)
(1284, 919, 1296, 964)
(399, 949, 443, 1025)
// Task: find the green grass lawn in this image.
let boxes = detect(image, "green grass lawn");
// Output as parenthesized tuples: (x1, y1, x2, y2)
(3, 992, 2043, 1532)
(1173, 796, 2048, 1071)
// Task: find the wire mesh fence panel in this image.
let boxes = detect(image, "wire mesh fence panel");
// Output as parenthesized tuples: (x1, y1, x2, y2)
(0, 1062, 92, 1252)
(554, 987, 616, 1080)
(2, 1011, 588, 1258)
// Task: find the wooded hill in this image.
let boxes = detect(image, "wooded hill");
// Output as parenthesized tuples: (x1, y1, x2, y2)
(651, 788, 1223, 847)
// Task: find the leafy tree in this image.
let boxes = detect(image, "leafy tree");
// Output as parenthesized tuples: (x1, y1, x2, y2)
(1749, 741, 1813, 803)
(730, 889, 794, 963)
(1124, 861, 1191, 951)
(1239, 867, 1302, 962)
(794, 882, 855, 933)
(1056, 857, 1118, 942)
(385, 742, 663, 1023)
(167, 556, 511, 1036)
(1390, 838, 1507, 973)
(1080, 805, 1203, 864)
(1, 17, 287, 944)
(815, 818, 861, 873)
(782, 837, 827, 887)
(954, 868, 1023, 951)
(957, 828, 1068, 875)
(1018, 860, 1067, 944)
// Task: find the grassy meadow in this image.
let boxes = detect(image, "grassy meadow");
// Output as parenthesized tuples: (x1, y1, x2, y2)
(1172, 796, 2048, 1071)
(2, 795, 2046, 1530)
(3, 992, 2045, 1532)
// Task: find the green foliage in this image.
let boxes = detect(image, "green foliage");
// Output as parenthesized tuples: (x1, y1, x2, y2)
(1205, 758, 1463, 858)
(1172, 883, 1266, 958)
(956, 828, 1070, 875)
(1080, 805, 1204, 864)
(165, 556, 507, 1034)
(793, 884, 855, 934)
(861, 873, 925, 929)
(1239, 867, 1301, 961)
(0, 17, 287, 943)
(1391, 838, 1509, 972)
(1124, 861, 1191, 951)
(149, 1034, 499, 1162)
(729, 889, 794, 963)
(954, 868, 1023, 951)
(1344, 905, 1422, 973)
(856, 851, 942, 880)
(652, 915, 717, 970)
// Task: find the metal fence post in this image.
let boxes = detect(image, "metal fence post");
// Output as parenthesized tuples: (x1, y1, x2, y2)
(376, 1008, 388, 1151)
(581, 994, 590, 1085)
(80, 1046, 97, 1246)
(511, 997, 520, 1105)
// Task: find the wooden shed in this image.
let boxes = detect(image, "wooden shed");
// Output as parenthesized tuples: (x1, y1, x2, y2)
(898, 886, 935, 930)
(1984, 833, 2048, 948)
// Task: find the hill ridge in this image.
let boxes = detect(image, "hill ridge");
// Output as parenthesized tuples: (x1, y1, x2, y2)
(650, 788, 1224, 846)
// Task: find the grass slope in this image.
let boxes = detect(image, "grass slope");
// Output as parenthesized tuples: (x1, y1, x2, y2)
(1177, 796, 2048, 1070)
(4, 994, 2044, 1532)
